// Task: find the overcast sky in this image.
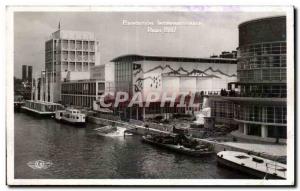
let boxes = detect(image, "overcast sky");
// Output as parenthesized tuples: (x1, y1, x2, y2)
(14, 10, 284, 78)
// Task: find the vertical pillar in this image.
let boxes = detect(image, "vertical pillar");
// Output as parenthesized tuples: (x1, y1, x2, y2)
(143, 107, 146, 121)
(35, 77, 38, 101)
(243, 123, 247, 135)
(261, 125, 267, 138)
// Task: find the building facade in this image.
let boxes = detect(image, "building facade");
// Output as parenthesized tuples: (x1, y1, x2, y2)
(229, 16, 287, 143)
(109, 54, 237, 120)
(44, 27, 100, 103)
(61, 80, 104, 108)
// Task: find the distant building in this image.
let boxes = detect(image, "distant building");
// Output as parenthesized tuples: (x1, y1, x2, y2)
(20, 65, 33, 100)
(210, 51, 237, 59)
(44, 24, 100, 103)
(22, 65, 33, 82)
(22, 65, 27, 81)
(28, 66, 32, 81)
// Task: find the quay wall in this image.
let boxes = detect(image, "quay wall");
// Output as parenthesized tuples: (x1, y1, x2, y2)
(87, 116, 173, 136)
(87, 116, 286, 163)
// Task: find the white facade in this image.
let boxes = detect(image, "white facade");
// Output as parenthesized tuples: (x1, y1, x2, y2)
(90, 63, 115, 82)
(44, 29, 100, 103)
(132, 60, 237, 99)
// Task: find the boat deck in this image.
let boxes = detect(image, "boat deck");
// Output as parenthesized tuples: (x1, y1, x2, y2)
(217, 151, 287, 179)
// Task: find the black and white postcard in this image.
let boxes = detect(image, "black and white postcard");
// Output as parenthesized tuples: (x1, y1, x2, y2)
(6, 5, 295, 186)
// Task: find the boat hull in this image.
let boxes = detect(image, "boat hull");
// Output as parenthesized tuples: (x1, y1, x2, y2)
(217, 155, 285, 179)
(142, 136, 213, 157)
(59, 118, 86, 127)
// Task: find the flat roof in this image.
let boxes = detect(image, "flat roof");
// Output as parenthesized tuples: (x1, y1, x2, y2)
(111, 54, 237, 64)
(62, 79, 105, 83)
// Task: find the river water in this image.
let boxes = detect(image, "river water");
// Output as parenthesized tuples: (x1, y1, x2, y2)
(14, 112, 251, 179)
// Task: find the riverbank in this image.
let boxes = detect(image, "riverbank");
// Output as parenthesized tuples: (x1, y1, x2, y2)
(87, 115, 287, 163)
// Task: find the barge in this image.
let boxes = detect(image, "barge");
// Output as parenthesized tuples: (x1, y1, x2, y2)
(21, 100, 64, 117)
(142, 134, 213, 157)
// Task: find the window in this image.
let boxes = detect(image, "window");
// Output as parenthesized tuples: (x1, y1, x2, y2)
(267, 126, 287, 139)
(247, 124, 261, 136)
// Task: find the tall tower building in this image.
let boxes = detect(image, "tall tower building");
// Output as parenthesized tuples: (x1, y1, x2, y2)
(22, 65, 27, 81)
(44, 23, 100, 102)
(28, 65, 33, 81)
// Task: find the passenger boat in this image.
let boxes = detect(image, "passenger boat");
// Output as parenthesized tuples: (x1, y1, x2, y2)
(21, 100, 64, 117)
(217, 151, 287, 179)
(55, 108, 86, 127)
(142, 134, 213, 157)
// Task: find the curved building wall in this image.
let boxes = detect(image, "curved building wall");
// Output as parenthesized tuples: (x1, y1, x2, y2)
(234, 16, 287, 142)
(239, 16, 286, 46)
(237, 16, 287, 98)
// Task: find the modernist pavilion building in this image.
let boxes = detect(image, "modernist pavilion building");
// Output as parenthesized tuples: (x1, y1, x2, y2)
(215, 16, 287, 143)
(106, 54, 237, 121)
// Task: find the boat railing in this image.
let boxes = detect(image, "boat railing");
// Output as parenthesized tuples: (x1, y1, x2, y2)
(265, 162, 286, 177)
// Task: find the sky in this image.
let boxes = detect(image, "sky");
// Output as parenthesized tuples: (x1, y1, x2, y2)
(13, 10, 284, 78)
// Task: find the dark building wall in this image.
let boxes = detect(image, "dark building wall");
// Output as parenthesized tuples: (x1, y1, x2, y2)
(28, 66, 32, 81)
(239, 16, 286, 46)
(22, 65, 27, 81)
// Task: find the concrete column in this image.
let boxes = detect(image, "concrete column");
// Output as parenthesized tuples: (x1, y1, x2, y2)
(243, 123, 247, 135)
(261, 125, 267, 138)
(142, 107, 146, 121)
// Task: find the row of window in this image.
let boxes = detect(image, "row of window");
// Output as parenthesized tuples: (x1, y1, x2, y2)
(61, 82, 97, 95)
(61, 62, 94, 72)
(238, 68, 286, 82)
(115, 62, 133, 92)
(238, 42, 286, 58)
(61, 95, 96, 108)
(245, 124, 286, 139)
(238, 55, 286, 69)
(46, 40, 96, 52)
(239, 84, 287, 98)
(211, 100, 234, 119)
(45, 52, 95, 63)
(235, 105, 287, 124)
(58, 40, 95, 51)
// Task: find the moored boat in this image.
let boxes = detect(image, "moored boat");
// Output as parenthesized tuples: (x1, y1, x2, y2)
(142, 134, 213, 157)
(21, 100, 64, 117)
(217, 151, 287, 179)
(14, 95, 24, 112)
(55, 108, 86, 127)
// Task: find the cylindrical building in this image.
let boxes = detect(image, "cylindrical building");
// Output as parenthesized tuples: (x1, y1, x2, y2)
(233, 16, 287, 143)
